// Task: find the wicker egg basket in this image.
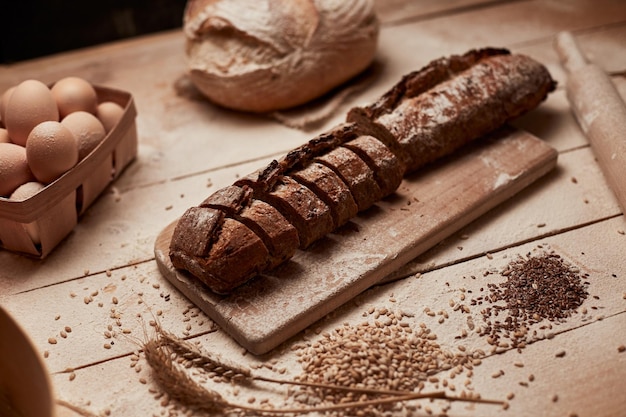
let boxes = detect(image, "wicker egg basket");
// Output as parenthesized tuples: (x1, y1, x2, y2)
(0, 86, 138, 258)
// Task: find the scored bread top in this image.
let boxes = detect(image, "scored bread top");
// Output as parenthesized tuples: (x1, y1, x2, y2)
(350, 48, 556, 173)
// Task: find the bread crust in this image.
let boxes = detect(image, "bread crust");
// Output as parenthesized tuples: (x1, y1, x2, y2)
(183, 0, 380, 112)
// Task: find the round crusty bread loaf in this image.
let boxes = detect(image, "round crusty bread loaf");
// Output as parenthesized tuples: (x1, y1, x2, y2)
(183, 0, 379, 113)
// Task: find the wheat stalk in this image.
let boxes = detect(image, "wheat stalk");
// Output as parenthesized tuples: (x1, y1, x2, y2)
(144, 338, 455, 415)
(144, 326, 505, 414)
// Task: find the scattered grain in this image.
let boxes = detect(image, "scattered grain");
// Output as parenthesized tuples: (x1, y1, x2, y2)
(617, 345, 625, 353)
(555, 350, 566, 358)
(491, 370, 504, 379)
(292, 306, 487, 415)
(48, 337, 57, 345)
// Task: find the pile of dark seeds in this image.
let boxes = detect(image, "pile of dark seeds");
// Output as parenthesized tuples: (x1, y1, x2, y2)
(474, 251, 589, 350)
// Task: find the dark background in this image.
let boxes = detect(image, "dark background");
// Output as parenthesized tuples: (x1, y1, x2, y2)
(1, 0, 188, 63)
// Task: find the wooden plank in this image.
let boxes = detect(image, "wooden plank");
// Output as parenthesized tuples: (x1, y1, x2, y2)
(513, 24, 626, 86)
(154, 128, 557, 354)
(373, 0, 515, 25)
(386, 143, 622, 281)
(17, 215, 625, 417)
(355, 1, 626, 108)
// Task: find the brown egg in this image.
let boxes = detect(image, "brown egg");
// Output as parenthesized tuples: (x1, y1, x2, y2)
(9, 180, 45, 201)
(26, 121, 78, 184)
(0, 86, 15, 127)
(0, 128, 10, 143)
(96, 101, 124, 133)
(4, 80, 59, 146)
(10, 181, 46, 244)
(61, 111, 106, 160)
(51, 76, 98, 118)
(0, 142, 34, 196)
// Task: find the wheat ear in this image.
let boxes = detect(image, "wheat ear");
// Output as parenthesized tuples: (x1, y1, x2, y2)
(150, 327, 505, 407)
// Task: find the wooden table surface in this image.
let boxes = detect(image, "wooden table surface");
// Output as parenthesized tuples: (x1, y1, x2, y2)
(1, 1, 625, 416)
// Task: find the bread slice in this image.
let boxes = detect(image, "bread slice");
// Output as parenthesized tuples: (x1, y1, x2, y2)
(343, 135, 404, 197)
(238, 199, 300, 269)
(169, 206, 223, 257)
(316, 146, 383, 211)
(255, 175, 334, 249)
(170, 217, 269, 294)
(290, 161, 359, 228)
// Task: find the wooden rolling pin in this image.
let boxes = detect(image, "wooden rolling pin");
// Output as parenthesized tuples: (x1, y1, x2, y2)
(555, 31, 626, 214)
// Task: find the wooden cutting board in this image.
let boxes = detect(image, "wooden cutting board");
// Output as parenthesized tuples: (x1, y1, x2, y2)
(155, 127, 557, 355)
